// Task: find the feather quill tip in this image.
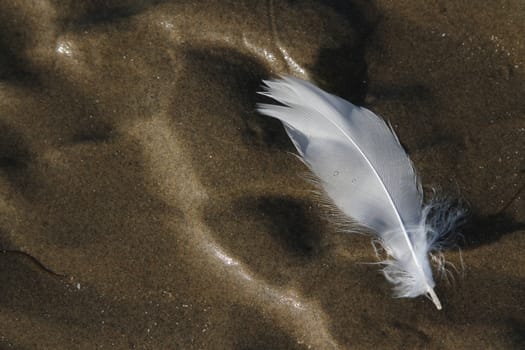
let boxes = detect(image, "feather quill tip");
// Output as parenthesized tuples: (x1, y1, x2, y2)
(427, 288, 442, 310)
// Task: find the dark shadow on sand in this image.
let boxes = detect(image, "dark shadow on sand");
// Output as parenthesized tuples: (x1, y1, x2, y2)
(462, 211, 525, 248)
(235, 195, 323, 257)
(310, 0, 379, 103)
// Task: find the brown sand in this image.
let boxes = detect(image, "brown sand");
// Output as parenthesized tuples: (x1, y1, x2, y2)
(0, 0, 523, 349)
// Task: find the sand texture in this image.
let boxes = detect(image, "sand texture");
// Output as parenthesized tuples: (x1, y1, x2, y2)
(0, 0, 524, 349)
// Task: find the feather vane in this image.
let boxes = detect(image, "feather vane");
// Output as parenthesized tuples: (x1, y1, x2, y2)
(257, 76, 458, 309)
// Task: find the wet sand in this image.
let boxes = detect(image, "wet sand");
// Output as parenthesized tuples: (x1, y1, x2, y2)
(0, 0, 524, 349)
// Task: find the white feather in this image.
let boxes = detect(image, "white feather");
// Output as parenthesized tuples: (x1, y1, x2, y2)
(257, 76, 459, 310)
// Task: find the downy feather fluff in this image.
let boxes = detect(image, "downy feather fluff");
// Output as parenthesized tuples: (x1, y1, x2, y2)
(257, 76, 462, 310)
